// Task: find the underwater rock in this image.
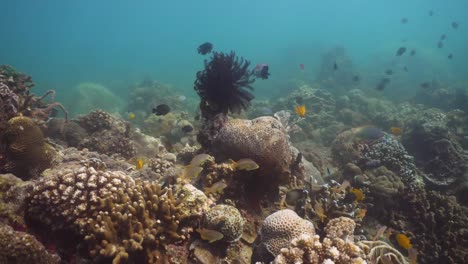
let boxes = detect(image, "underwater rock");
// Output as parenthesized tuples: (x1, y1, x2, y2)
(1, 116, 57, 179)
(0, 173, 32, 228)
(0, 223, 60, 264)
(201, 204, 245, 243)
(43, 118, 87, 147)
(26, 165, 196, 263)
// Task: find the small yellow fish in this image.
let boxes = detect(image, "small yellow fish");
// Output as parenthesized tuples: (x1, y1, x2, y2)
(390, 127, 403, 136)
(396, 233, 412, 249)
(331, 180, 350, 193)
(313, 201, 326, 222)
(294, 105, 306, 117)
(136, 158, 144, 170)
(196, 228, 224, 243)
(356, 208, 367, 219)
(128, 112, 136, 120)
(230, 158, 259, 171)
(349, 188, 365, 202)
(183, 165, 203, 180)
(204, 180, 228, 195)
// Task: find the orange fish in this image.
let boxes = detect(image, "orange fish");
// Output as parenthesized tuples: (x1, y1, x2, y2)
(136, 159, 144, 170)
(390, 127, 403, 135)
(396, 233, 412, 249)
(294, 105, 306, 117)
(313, 200, 326, 222)
(349, 188, 365, 202)
(356, 208, 367, 219)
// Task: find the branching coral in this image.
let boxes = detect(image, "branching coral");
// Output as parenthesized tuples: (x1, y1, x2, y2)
(26, 165, 198, 263)
(194, 51, 255, 118)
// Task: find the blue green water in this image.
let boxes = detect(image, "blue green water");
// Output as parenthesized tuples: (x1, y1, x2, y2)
(1, 0, 467, 107)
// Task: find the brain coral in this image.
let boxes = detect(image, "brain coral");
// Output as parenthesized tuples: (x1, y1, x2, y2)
(202, 204, 245, 242)
(27, 166, 193, 263)
(2, 116, 56, 179)
(260, 209, 315, 256)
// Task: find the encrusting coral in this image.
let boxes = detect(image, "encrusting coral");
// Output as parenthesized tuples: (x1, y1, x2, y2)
(26, 165, 197, 263)
(0, 223, 60, 264)
(1, 116, 56, 179)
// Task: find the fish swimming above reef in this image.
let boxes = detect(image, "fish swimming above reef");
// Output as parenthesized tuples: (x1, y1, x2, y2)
(353, 75, 360, 82)
(229, 158, 259, 171)
(352, 126, 385, 140)
(440, 34, 447, 40)
(376, 77, 391, 91)
(253, 64, 270, 80)
(420, 82, 431, 89)
(385, 69, 393, 75)
(437, 41, 444, 48)
(181, 124, 194, 133)
(152, 104, 171, 116)
(299, 63, 305, 70)
(294, 105, 306, 118)
(204, 180, 228, 195)
(428, 10, 434, 16)
(409, 50, 416, 56)
(333, 62, 338, 70)
(128, 112, 136, 120)
(390, 127, 403, 136)
(395, 47, 406, 56)
(396, 233, 412, 249)
(448, 53, 453, 59)
(452, 21, 459, 29)
(401, 18, 408, 24)
(403, 66, 408, 72)
(196, 228, 224, 243)
(197, 42, 213, 55)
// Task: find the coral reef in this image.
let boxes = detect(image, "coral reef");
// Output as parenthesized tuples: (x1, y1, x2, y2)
(194, 51, 255, 118)
(0, 223, 60, 264)
(273, 217, 367, 264)
(201, 204, 245, 243)
(77, 110, 136, 158)
(0, 173, 32, 228)
(26, 165, 198, 263)
(259, 209, 315, 257)
(1, 116, 57, 179)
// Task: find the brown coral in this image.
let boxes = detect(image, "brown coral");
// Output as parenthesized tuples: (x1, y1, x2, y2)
(1, 116, 56, 179)
(260, 209, 315, 256)
(26, 166, 196, 263)
(202, 204, 245, 243)
(0, 223, 60, 264)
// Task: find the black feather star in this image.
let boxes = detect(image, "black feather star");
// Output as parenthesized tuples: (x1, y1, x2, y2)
(194, 51, 255, 118)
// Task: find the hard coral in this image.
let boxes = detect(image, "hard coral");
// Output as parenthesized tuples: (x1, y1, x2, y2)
(0, 223, 60, 264)
(201, 204, 245, 243)
(2, 116, 56, 179)
(194, 51, 255, 118)
(26, 166, 195, 263)
(260, 209, 315, 256)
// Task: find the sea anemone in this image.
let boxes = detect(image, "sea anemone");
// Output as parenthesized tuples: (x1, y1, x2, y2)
(194, 51, 255, 118)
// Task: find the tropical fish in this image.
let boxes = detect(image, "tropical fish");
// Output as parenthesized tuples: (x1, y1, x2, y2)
(152, 104, 171, 116)
(448, 53, 453, 59)
(401, 18, 408, 24)
(403, 66, 408, 72)
(294, 105, 306, 118)
(183, 165, 204, 180)
(353, 75, 360, 82)
(428, 10, 433, 16)
(136, 158, 144, 170)
(396, 233, 412, 249)
(230, 158, 259, 171)
(390, 127, 403, 136)
(385, 69, 393, 75)
(299, 64, 305, 70)
(204, 180, 228, 195)
(409, 50, 416, 56)
(327, 167, 332, 176)
(332, 180, 350, 193)
(196, 228, 224, 243)
(352, 126, 384, 140)
(376, 77, 391, 91)
(420, 82, 431, 89)
(349, 188, 365, 202)
(440, 34, 447, 40)
(190, 154, 212, 166)
(356, 208, 367, 219)
(181, 124, 193, 133)
(253, 64, 270, 80)
(314, 201, 326, 222)
(396, 47, 406, 56)
(333, 62, 338, 70)
(451, 21, 459, 29)
(437, 41, 444, 48)
(197, 42, 213, 55)
(128, 112, 136, 120)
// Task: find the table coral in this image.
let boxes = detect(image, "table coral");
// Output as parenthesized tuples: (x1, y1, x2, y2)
(26, 165, 197, 263)
(0, 223, 60, 264)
